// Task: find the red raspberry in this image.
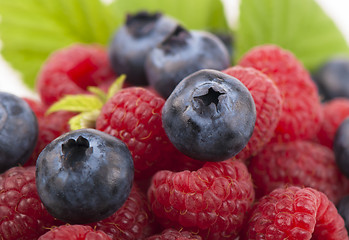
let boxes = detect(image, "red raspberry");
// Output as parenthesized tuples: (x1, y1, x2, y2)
(222, 66, 282, 160)
(96, 87, 178, 179)
(37, 43, 116, 106)
(89, 184, 157, 240)
(148, 159, 255, 240)
(23, 98, 75, 166)
(38, 225, 112, 240)
(146, 228, 202, 240)
(239, 45, 323, 143)
(316, 98, 349, 148)
(248, 140, 349, 203)
(241, 186, 348, 240)
(0, 166, 62, 240)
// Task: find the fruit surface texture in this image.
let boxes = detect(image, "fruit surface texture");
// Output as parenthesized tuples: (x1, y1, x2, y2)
(162, 69, 256, 161)
(241, 186, 348, 240)
(146, 26, 230, 98)
(109, 11, 178, 86)
(36, 128, 134, 224)
(0, 92, 38, 173)
(0, 166, 61, 240)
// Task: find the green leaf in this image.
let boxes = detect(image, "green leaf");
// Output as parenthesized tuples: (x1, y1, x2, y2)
(87, 86, 108, 103)
(107, 74, 126, 100)
(69, 110, 101, 130)
(46, 95, 103, 114)
(236, 0, 349, 71)
(0, 0, 122, 89)
(110, 0, 229, 32)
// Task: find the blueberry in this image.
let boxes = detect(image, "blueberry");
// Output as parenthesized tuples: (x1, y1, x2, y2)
(0, 92, 38, 173)
(336, 195, 349, 232)
(313, 56, 349, 101)
(36, 128, 134, 224)
(109, 11, 178, 86)
(145, 26, 231, 99)
(334, 117, 349, 178)
(162, 69, 256, 162)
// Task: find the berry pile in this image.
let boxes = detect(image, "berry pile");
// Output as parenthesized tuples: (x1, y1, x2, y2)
(1, 10, 349, 240)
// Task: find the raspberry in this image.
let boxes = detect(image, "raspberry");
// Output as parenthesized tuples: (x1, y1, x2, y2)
(37, 43, 116, 106)
(38, 225, 112, 240)
(148, 159, 255, 240)
(222, 66, 282, 160)
(241, 186, 348, 240)
(0, 166, 62, 240)
(96, 87, 177, 179)
(23, 98, 75, 166)
(315, 98, 349, 148)
(146, 228, 202, 240)
(239, 45, 323, 143)
(89, 184, 157, 240)
(248, 140, 349, 203)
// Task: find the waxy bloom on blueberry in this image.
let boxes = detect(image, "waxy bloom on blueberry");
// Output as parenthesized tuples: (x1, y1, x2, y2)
(36, 128, 134, 224)
(162, 69, 256, 162)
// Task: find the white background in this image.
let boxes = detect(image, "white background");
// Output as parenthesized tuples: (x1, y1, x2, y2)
(0, 0, 348, 98)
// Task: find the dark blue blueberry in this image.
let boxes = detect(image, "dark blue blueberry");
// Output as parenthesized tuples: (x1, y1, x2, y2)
(35, 128, 134, 224)
(0, 92, 38, 173)
(145, 26, 231, 99)
(313, 56, 349, 101)
(109, 11, 178, 86)
(334, 117, 349, 178)
(336, 194, 349, 233)
(162, 69, 256, 162)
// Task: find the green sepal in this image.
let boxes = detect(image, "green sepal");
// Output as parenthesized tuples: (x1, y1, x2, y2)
(107, 74, 126, 100)
(69, 110, 101, 130)
(87, 86, 108, 103)
(46, 95, 103, 115)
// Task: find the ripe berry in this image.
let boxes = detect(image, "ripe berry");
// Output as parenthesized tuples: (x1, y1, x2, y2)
(0, 92, 38, 173)
(109, 11, 178, 86)
(145, 26, 230, 98)
(248, 140, 349, 203)
(36, 128, 134, 224)
(38, 225, 112, 240)
(146, 228, 202, 240)
(96, 87, 178, 179)
(241, 186, 348, 240)
(313, 56, 349, 101)
(316, 97, 349, 148)
(148, 159, 255, 240)
(0, 166, 62, 240)
(89, 184, 157, 239)
(162, 69, 256, 162)
(239, 45, 323, 142)
(222, 66, 282, 161)
(334, 117, 349, 178)
(37, 43, 116, 106)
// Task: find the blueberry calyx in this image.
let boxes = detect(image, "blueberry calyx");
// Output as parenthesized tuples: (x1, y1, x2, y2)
(126, 11, 162, 37)
(61, 136, 92, 169)
(193, 86, 225, 114)
(161, 25, 191, 54)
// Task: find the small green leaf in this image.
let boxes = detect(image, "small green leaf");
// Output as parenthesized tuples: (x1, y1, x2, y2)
(236, 0, 349, 71)
(110, 0, 229, 32)
(69, 110, 101, 130)
(46, 95, 103, 115)
(88, 86, 108, 103)
(0, 0, 122, 89)
(107, 75, 126, 100)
